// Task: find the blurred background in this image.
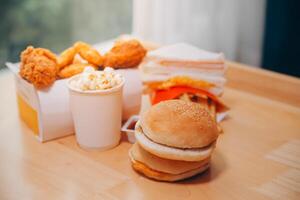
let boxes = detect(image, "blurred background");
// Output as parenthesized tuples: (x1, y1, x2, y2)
(0, 0, 299, 77)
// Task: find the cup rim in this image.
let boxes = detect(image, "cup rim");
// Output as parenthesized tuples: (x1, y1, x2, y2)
(67, 74, 125, 94)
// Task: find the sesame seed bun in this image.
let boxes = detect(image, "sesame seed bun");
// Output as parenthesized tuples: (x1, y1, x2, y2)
(135, 120, 215, 161)
(140, 100, 219, 149)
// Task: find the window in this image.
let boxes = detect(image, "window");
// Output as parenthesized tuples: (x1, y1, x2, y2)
(0, 0, 132, 69)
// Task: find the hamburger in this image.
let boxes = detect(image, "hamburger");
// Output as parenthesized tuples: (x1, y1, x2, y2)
(130, 100, 219, 182)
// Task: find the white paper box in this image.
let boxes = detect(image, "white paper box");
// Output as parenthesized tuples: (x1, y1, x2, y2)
(7, 62, 142, 142)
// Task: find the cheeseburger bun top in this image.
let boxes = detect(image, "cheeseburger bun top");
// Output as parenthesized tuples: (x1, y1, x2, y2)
(140, 100, 218, 149)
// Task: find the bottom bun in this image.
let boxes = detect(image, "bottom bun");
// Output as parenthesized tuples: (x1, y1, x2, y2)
(129, 143, 210, 182)
(131, 158, 209, 182)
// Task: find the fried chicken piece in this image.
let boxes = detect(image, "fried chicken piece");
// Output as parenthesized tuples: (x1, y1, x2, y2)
(72, 56, 84, 64)
(21, 46, 57, 64)
(117, 35, 160, 51)
(74, 42, 103, 66)
(104, 39, 147, 68)
(58, 63, 97, 79)
(20, 46, 58, 88)
(57, 47, 77, 69)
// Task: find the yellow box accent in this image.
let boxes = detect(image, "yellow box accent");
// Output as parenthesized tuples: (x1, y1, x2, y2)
(17, 94, 39, 136)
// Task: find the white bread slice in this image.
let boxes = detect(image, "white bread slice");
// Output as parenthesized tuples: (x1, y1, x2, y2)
(139, 43, 227, 95)
(146, 43, 225, 63)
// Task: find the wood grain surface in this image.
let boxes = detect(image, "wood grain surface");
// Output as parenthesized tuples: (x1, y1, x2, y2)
(0, 61, 300, 200)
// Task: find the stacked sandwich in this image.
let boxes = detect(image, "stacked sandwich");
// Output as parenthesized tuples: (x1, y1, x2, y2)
(129, 100, 219, 182)
(139, 43, 228, 128)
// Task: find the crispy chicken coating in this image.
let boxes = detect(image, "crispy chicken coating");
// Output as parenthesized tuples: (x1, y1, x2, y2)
(104, 39, 146, 68)
(19, 39, 146, 84)
(20, 46, 58, 88)
(58, 63, 97, 79)
(57, 47, 77, 69)
(74, 42, 103, 66)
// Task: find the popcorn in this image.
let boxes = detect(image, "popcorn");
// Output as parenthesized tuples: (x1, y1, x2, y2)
(69, 66, 123, 91)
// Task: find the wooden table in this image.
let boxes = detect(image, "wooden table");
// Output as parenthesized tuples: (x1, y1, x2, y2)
(0, 62, 300, 200)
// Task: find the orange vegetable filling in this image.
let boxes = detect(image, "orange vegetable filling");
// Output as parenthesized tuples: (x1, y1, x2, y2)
(152, 86, 220, 105)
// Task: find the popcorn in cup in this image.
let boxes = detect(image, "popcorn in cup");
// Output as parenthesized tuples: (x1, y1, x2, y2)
(68, 67, 124, 150)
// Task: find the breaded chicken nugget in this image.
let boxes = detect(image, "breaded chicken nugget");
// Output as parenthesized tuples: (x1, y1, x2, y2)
(104, 39, 146, 68)
(58, 63, 97, 79)
(57, 47, 77, 69)
(74, 42, 103, 66)
(20, 46, 58, 88)
(72, 55, 84, 64)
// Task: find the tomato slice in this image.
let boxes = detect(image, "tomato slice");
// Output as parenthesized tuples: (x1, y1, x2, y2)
(152, 86, 228, 112)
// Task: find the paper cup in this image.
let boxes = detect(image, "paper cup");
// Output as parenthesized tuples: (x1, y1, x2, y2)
(67, 75, 124, 150)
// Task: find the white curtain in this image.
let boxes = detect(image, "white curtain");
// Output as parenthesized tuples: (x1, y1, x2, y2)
(133, 0, 266, 67)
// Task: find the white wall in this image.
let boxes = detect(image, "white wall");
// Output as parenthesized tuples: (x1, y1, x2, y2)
(133, 0, 266, 67)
